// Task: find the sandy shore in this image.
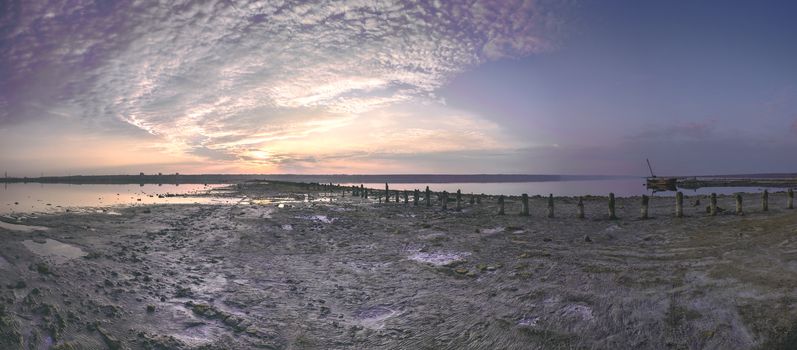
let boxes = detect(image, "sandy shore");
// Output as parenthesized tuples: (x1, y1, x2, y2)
(1, 182, 796, 349)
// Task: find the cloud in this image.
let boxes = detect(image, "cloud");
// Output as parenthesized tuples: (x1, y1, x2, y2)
(0, 0, 562, 171)
(628, 120, 717, 141)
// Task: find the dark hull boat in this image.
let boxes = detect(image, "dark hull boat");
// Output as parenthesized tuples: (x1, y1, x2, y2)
(646, 177, 677, 191)
(645, 158, 678, 191)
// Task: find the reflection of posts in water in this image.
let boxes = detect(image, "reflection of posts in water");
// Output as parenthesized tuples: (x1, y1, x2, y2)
(425, 186, 431, 207)
(442, 191, 448, 210)
(735, 194, 743, 215)
(520, 194, 529, 216)
(788, 188, 794, 209)
(413, 189, 419, 206)
(608, 193, 617, 219)
(709, 193, 717, 216)
(456, 190, 462, 211)
(640, 195, 649, 219)
(577, 197, 585, 219)
(762, 190, 768, 211)
(403, 190, 408, 204)
(547, 194, 554, 218)
(498, 195, 505, 215)
(675, 192, 683, 218)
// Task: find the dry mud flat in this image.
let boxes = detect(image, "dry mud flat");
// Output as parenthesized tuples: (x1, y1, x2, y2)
(1, 182, 796, 350)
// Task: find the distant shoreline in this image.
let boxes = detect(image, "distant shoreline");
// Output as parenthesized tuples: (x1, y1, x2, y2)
(0, 174, 638, 185)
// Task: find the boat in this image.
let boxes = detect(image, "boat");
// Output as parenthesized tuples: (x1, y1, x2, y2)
(645, 159, 677, 191)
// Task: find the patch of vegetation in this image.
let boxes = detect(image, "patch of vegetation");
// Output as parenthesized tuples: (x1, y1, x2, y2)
(665, 305, 702, 328)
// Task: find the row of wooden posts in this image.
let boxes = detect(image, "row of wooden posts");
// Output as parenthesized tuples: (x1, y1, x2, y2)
(337, 183, 795, 219)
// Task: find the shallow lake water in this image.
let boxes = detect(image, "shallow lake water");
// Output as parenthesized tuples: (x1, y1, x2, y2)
(0, 183, 236, 214)
(342, 178, 788, 197)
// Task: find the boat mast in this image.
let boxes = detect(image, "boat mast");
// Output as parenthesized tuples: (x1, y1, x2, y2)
(646, 158, 656, 178)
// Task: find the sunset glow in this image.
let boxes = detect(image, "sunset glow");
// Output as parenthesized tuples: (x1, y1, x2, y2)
(1, 1, 796, 176)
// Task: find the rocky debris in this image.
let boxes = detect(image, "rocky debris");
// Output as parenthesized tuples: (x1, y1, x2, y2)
(186, 301, 250, 332)
(97, 326, 124, 350)
(0, 305, 23, 350)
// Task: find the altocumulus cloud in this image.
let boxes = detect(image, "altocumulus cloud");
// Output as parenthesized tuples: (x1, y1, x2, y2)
(0, 0, 562, 170)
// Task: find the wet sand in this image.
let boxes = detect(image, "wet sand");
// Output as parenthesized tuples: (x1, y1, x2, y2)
(1, 182, 796, 349)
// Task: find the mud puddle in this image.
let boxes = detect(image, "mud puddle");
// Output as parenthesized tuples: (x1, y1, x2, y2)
(22, 238, 87, 263)
(0, 220, 49, 232)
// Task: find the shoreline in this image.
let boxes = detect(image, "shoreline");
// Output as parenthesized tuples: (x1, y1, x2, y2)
(1, 181, 796, 349)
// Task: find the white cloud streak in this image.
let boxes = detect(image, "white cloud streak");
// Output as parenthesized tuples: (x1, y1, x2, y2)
(0, 0, 561, 170)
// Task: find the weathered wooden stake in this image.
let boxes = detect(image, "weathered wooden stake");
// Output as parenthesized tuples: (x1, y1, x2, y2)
(477, 194, 482, 204)
(456, 190, 462, 210)
(469, 193, 475, 205)
(608, 193, 617, 220)
(521, 194, 529, 216)
(364, 189, 368, 199)
(385, 183, 389, 202)
(498, 195, 505, 215)
(413, 189, 419, 206)
(395, 190, 399, 203)
(710, 193, 717, 216)
(547, 194, 554, 218)
(577, 197, 584, 219)
(640, 195, 649, 219)
(762, 190, 768, 212)
(735, 194, 743, 215)
(403, 190, 408, 204)
(675, 192, 683, 218)
(788, 188, 794, 209)
(425, 186, 431, 207)
(442, 191, 448, 210)
(360, 184, 365, 198)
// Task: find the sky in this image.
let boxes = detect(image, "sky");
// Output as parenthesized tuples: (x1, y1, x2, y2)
(1, 0, 796, 176)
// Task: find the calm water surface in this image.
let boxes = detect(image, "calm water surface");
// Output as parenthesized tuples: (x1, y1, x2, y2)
(0, 183, 235, 215)
(342, 179, 785, 197)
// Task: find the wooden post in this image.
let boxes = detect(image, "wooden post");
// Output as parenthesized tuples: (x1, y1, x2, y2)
(364, 188, 368, 199)
(675, 192, 683, 218)
(788, 188, 794, 209)
(403, 190, 408, 204)
(547, 194, 554, 218)
(477, 194, 482, 204)
(640, 195, 649, 219)
(425, 186, 431, 207)
(521, 194, 529, 216)
(360, 184, 365, 198)
(385, 183, 389, 203)
(498, 195, 505, 215)
(710, 193, 717, 216)
(608, 193, 617, 220)
(413, 189, 419, 206)
(442, 191, 448, 210)
(762, 190, 768, 212)
(395, 190, 399, 203)
(577, 197, 584, 219)
(469, 193, 475, 205)
(735, 193, 743, 215)
(455, 190, 461, 210)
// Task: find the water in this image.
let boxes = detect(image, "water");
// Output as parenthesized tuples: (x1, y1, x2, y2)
(342, 178, 786, 197)
(22, 238, 87, 263)
(0, 183, 235, 214)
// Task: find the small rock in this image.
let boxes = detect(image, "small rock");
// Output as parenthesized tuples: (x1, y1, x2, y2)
(146, 305, 155, 313)
(584, 235, 592, 243)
